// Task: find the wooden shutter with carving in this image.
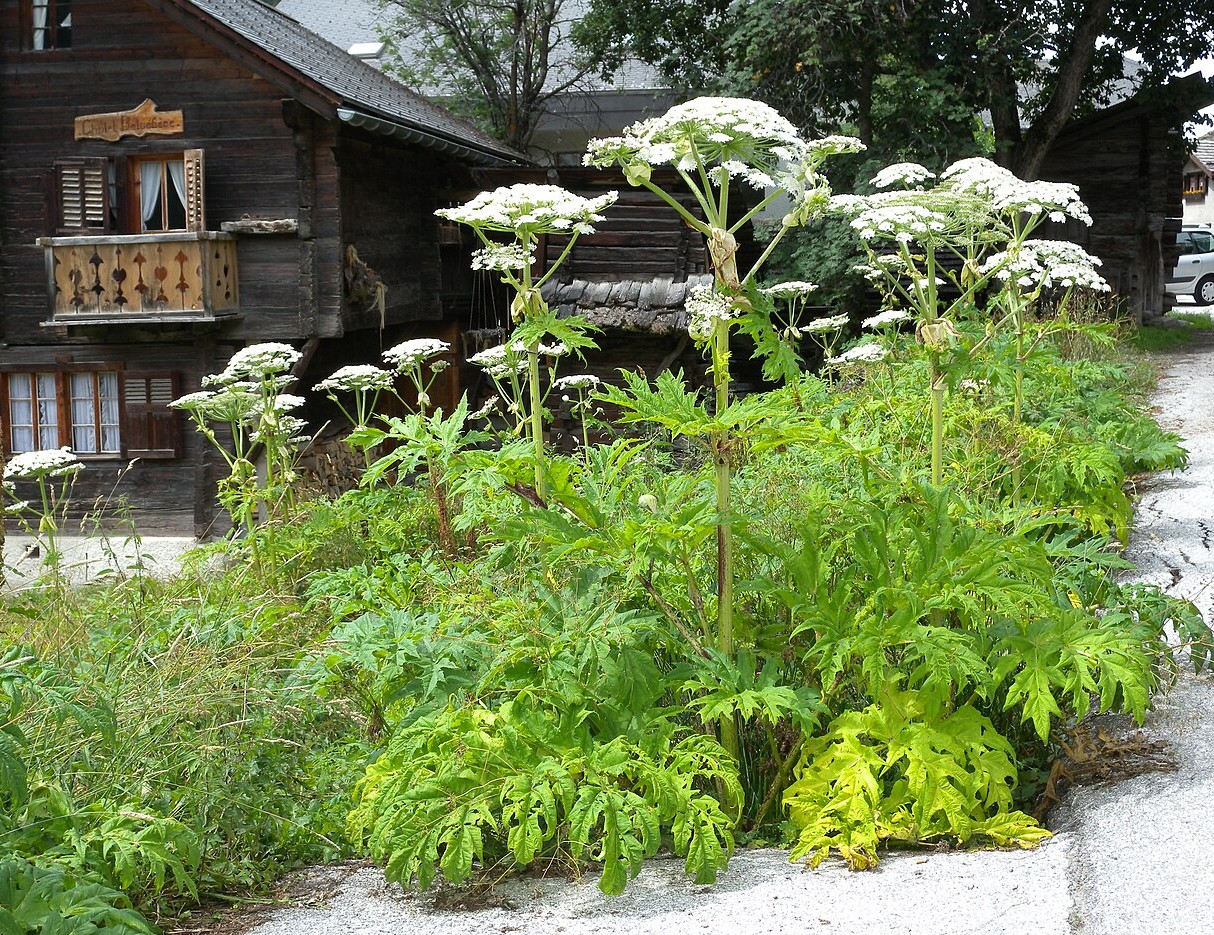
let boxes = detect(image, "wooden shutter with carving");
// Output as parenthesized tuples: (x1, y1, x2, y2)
(184, 149, 205, 232)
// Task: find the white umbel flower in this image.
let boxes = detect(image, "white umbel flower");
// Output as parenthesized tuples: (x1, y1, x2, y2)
(4, 447, 82, 480)
(383, 339, 451, 370)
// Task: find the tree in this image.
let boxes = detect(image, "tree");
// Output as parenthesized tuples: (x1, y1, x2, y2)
(377, 0, 597, 150)
(575, 0, 1214, 179)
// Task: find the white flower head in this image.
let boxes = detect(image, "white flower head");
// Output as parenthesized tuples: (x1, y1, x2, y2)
(826, 343, 889, 368)
(383, 338, 450, 371)
(4, 447, 83, 481)
(314, 365, 395, 394)
(862, 309, 912, 330)
(870, 163, 935, 190)
(684, 285, 741, 342)
(469, 343, 527, 379)
(470, 395, 500, 419)
(588, 97, 813, 192)
(169, 390, 216, 411)
(214, 343, 302, 383)
(437, 184, 617, 237)
(471, 242, 535, 272)
(552, 373, 602, 392)
(761, 281, 819, 299)
(980, 240, 1109, 292)
(940, 158, 1092, 225)
(803, 314, 850, 334)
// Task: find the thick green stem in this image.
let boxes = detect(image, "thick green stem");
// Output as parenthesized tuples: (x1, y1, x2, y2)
(528, 344, 546, 498)
(930, 354, 944, 487)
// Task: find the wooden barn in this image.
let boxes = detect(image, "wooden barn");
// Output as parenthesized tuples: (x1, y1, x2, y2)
(1037, 72, 1214, 323)
(0, 0, 525, 534)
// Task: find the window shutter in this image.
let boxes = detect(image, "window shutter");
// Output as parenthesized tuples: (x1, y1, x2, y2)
(124, 372, 182, 459)
(56, 158, 111, 232)
(184, 149, 205, 233)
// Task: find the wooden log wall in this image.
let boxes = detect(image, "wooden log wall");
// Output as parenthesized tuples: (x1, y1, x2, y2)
(1038, 109, 1188, 322)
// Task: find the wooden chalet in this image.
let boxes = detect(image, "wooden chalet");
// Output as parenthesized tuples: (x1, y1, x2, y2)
(1037, 72, 1214, 323)
(0, 0, 525, 534)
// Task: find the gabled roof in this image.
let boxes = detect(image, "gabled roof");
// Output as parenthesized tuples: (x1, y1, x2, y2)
(171, 0, 528, 166)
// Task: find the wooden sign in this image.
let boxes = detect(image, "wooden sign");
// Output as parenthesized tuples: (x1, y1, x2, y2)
(74, 99, 184, 142)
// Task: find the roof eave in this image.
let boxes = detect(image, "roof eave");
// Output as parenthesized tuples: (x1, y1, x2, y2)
(337, 108, 530, 167)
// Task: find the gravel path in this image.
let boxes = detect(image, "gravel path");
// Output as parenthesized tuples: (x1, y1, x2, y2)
(1053, 330, 1214, 934)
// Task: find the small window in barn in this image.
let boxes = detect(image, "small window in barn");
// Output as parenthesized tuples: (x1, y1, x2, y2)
(29, 0, 71, 50)
(132, 151, 205, 233)
(2, 369, 121, 455)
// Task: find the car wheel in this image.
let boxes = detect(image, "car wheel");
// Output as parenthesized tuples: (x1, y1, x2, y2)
(1197, 276, 1214, 306)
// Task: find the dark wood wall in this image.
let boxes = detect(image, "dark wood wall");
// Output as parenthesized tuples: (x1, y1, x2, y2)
(1038, 105, 1189, 322)
(0, 0, 481, 532)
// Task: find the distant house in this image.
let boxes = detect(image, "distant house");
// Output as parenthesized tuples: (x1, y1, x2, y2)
(0, 0, 525, 534)
(1182, 130, 1214, 227)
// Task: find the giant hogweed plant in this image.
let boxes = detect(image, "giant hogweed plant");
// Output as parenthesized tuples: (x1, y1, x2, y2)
(435, 183, 618, 497)
(834, 159, 1104, 486)
(586, 97, 862, 757)
(327, 100, 1208, 892)
(170, 342, 308, 536)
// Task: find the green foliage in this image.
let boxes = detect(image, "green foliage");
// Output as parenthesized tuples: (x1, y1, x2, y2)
(0, 859, 154, 935)
(784, 691, 1049, 870)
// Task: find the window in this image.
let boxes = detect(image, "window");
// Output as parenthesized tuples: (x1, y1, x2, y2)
(8, 373, 61, 452)
(1185, 172, 1209, 198)
(54, 151, 205, 235)
(1, 370, 182, 459)
(69, 372, 121, 453)
(30, 0, 71, 50)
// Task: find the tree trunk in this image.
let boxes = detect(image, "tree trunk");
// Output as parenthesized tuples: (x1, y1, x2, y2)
(1013, 0, 1114, 179)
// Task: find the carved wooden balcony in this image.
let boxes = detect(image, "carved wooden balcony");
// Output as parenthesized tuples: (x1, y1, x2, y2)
(38, 232, 239, 324)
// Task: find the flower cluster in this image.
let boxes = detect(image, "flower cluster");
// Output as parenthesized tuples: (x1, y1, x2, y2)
(803, 314, 850, 334)
(469, 343, 527, 379)
(471, 243, 535, 272)
(314, 364, 395, 394)
(871, 163, 935, 190)
(587, 97, 809, 189)
(552, 374, 602, 392)
(209, 343, 301, 384)
(940, 158, 1092, 224)
(761, 281, 819, 299)
(684, 286, 741, 342)
(437, 185, 617, 237)
(835, 193, 958, 244)
(4, 447, 82, 481)
(826, 343, 889, 368)
(980, 240, 1110, 292)
(862, 309, 912, 330)
(383, 338, 451, 371)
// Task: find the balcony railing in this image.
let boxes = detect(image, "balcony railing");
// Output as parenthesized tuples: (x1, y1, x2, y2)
(38, 232, 239, 323)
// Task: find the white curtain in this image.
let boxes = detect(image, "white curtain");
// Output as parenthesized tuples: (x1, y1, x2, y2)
(71, 373, 96, 453)
(140, 161, 163, 229)
(31, 0, 48, 50)
(167, 160, 186, 216)
(36, 374, 58, 450)
(8, 374, 33, 452)
(99, 372, 121, 452)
